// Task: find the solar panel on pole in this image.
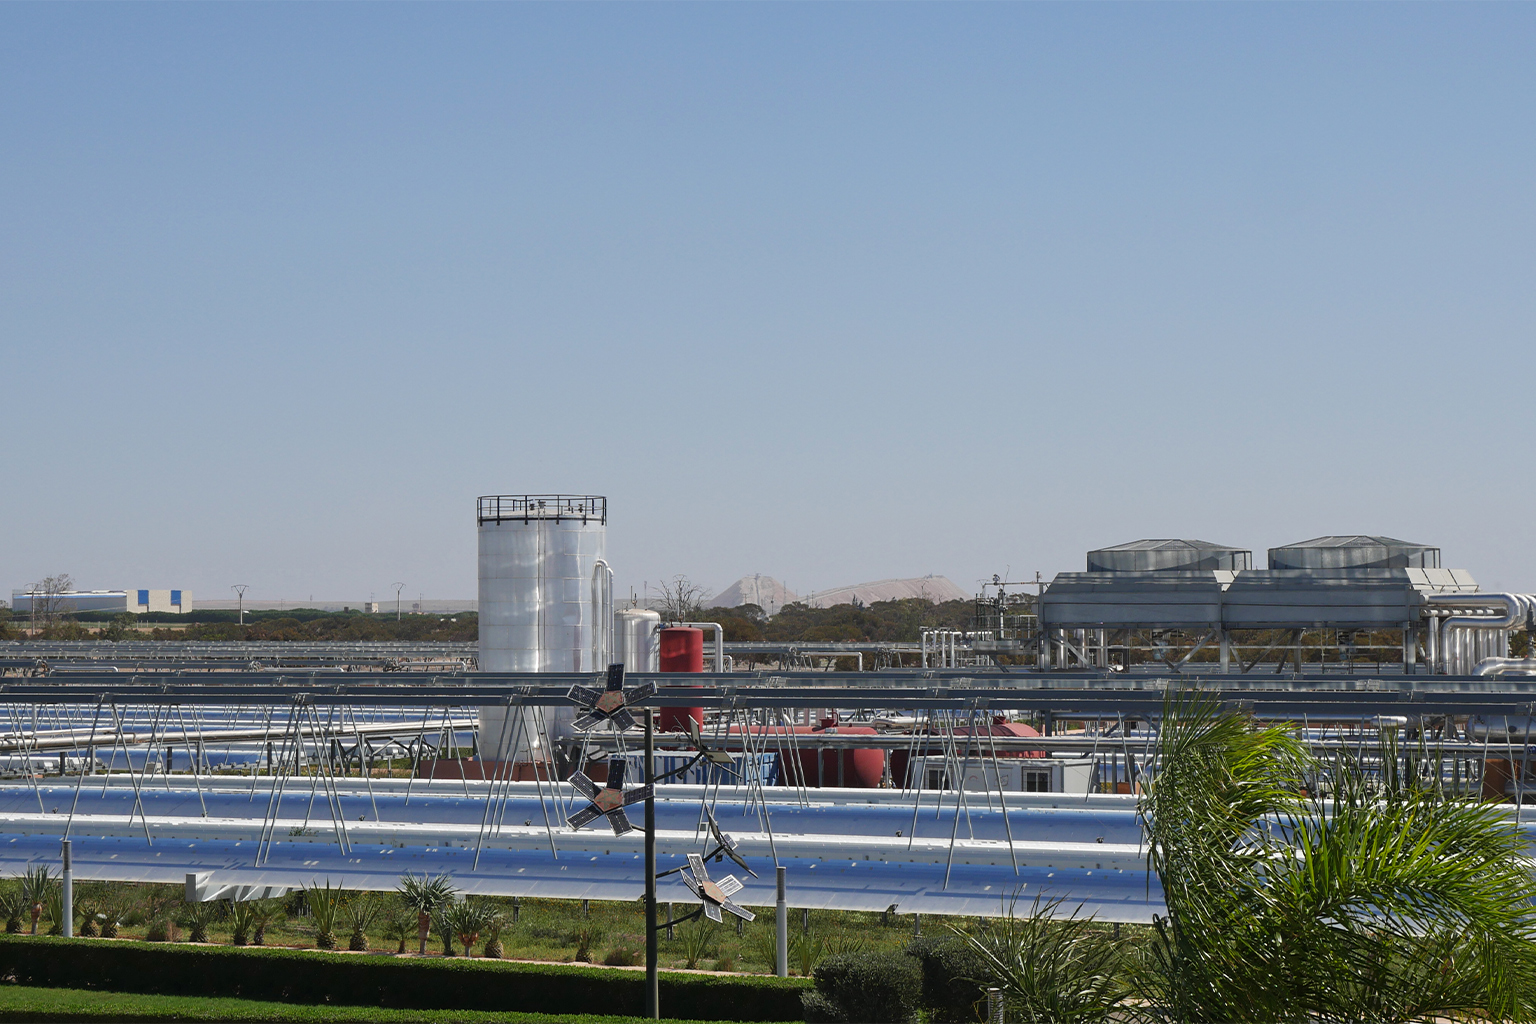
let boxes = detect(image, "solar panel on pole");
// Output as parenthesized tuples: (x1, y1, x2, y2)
(644, 709, 658, 1019)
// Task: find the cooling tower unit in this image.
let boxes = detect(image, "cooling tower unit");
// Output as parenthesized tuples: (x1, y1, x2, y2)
(478, 495, 611, 767)
(1086, 539, 1252, 573)
(1268, 536, 1441, 570)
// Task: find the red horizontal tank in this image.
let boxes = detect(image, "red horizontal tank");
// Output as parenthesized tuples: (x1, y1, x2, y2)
(792, 724, 885, 789)
(705, 723, 886, 788)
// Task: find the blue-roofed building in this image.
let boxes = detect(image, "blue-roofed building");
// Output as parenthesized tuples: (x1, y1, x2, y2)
(10, 588, 190, 613)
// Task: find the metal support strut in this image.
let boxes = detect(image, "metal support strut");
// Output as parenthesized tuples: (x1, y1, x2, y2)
(644, 709, 658, 1020)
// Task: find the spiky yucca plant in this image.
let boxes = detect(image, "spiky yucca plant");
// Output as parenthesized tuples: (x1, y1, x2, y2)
(228, 900, 256, 946)
(0, 882, 22, 934)
(182, 900, 219, 943)
(345, 893, 380, 951)
(97, 892, 121, 939)
(305, 881, 343, 950)
(43, 884, 67, 936)
(678, 918, 718, 970)
(21, 866, 54, 935)
(433, 908, 457, 956)
(955, 894, 1123, 1024)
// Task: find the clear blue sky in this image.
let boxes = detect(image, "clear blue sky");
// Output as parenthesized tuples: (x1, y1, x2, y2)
(4, 3, 1534, 604)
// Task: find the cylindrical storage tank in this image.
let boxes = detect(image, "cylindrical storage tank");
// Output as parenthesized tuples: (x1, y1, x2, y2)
(713, 724, 884, 789)
(790, 725, 885, 789)
(658, 626, 704, 733)
(477, 495, 608, 763)
(614, 609, 661, 673)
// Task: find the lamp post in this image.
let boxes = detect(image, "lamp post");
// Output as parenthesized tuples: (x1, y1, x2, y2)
(394, 583, 405, 622)
(231, 585, 249, 626)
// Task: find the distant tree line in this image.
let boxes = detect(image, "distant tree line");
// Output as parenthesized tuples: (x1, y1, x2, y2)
(0, 595, 983, 646)
(650, 574, 978, 644)
(0, 605, 478, 643)
(157, 613, 478, 643)
(697, 597, 976, 644)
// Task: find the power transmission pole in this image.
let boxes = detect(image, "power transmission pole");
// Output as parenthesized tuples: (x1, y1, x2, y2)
(231, 585, 249, 626)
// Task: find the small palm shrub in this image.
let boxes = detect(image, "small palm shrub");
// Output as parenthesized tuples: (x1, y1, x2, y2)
(604, 944, 641, 966)
(305, 882, 344, 950)
(76, 904, 97, 937)
(248, 898, 281, 946)
(44, 884, 68, 936)
(381, 905, 415, 954)
(397, 873, 456, 956)
(792, 930, 827, 977)
(98, 894, 121, 939)
(482, 913, 507, 959)
(444, 898, 494, 957)
(748, 926, 774, 973)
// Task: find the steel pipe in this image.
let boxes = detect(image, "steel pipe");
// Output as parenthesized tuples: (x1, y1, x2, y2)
(1428, 593, 1525, 674)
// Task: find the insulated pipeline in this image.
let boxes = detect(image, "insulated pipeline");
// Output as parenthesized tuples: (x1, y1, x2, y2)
(1427, 593, 1527, 674)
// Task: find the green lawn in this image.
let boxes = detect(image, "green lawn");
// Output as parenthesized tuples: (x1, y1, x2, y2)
(61, 881, 934, 975)
(0, 985, 773, 1024)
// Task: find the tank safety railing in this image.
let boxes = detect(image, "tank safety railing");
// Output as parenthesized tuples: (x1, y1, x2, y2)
(477, 495, 607, 524)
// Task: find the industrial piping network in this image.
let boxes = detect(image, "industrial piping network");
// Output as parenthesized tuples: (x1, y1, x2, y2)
(7, 515, 1536, 935)
(0, 669, 1533, 927)
(1420, 593, 1536, 675)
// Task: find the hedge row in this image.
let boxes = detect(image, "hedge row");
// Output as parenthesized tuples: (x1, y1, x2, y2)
(0, 936, 807, 1023)
(0, 984, 737, 1024)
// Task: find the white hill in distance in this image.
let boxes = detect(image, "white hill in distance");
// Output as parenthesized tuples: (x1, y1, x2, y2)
(708, 575, 799, 615)
(710, 574, 969, 612)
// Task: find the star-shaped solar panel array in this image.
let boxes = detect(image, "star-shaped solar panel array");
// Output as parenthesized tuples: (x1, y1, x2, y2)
(565, 756, 654, 836)
(680, 852, 755, 923)
(567, 664, 656, 732)
(702, 804, 757, 877)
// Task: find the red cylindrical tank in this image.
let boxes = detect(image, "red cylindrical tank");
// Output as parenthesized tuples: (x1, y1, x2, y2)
(795, 725, 885, 788)
(658, 626, 704, 732)
(719, 723, 886, 789)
